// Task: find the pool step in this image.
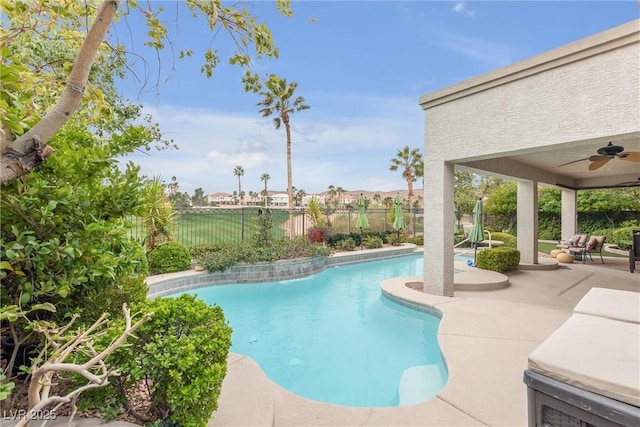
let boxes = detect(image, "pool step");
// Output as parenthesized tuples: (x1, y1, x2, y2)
(398, 364, 446, 406)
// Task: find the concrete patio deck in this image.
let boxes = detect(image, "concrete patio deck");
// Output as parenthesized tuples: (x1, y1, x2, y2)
(210, 256, 639, 427)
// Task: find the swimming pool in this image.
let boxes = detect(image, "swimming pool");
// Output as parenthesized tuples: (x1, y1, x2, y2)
(175, 254, 448, 407)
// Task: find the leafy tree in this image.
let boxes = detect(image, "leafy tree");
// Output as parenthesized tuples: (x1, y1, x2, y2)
(233, 165, 245, 206)
(454, 171, 478, 231)
(1, 0, 296, 412)
(255, 74, 310, 211)
(1, 0, 293, 184)
(484, 181, 518, 233)
(389, 146, 423, 234)
(191, 187, 208, 206)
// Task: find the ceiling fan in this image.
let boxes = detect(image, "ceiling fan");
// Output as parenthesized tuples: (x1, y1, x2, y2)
(559, 141, 640, 171)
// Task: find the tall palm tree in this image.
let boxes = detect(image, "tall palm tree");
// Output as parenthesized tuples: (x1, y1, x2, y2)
(335, 186, 346, 208)
(257, 74, 310, 212)
(389, 146, 424, 234)
(233, 165, 244, 206)
(260, 172, 270, 207)
(327, 185, 337, 207)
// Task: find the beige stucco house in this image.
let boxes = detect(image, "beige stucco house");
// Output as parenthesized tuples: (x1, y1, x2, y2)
(419, 19, 640, 296)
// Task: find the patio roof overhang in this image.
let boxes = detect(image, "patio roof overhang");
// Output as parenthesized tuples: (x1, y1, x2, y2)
(420, 19, 640, 191)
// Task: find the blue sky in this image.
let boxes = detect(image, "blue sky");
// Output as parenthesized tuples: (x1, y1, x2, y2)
(115, 1, 638, 196)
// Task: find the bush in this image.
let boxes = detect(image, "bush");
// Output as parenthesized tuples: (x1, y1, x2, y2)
(476, 247, 520, 273)
(363, 235, 384, 249)
(335, 237, 357, 251)
(148, 241, 191, 274)
(610, 226, 640, 251)
(407, 235, 423, 246)
(487, 232, 517, 248)
(82, 295, 232, 426)
(191, 238, 332, 273)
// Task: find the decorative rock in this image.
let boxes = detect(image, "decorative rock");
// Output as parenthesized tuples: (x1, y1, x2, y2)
(550, 249, 565, 258)
(556, 252, 575, 263)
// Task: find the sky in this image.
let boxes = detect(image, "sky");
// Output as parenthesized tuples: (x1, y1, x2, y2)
(113, 1, 639, 196)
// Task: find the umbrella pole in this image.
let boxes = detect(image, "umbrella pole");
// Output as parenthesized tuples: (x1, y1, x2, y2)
(360, 228, 363, 250)
(473, 243, 478, 264)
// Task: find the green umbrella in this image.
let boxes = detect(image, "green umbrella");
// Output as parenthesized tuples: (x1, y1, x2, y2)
(356, 193, 369, 249)
(469, 198, 485, 263)
(392, 193, 406, 238)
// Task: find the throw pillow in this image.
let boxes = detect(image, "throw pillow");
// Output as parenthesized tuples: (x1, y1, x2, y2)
(586, 237, 597, 250)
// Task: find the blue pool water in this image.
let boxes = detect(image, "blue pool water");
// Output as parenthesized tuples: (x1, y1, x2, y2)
(176, 255, 448, 407)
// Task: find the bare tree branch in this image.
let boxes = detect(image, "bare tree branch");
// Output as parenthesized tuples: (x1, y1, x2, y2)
(17, 303, 151, 427)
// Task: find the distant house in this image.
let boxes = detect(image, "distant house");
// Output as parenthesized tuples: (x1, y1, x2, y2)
(301, 194, 326, 206)
(269, 193, 289, 207)
(207, 192, 234, 206)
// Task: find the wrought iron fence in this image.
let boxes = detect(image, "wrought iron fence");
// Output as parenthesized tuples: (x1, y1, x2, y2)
(129, 207, 424, 247)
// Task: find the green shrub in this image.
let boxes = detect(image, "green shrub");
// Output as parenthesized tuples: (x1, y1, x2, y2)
(335, 237, 357, 251)
(487, 232, 517, 248)
(148, 241, 191, 274)
(476, 247, 520, 273)
(407, 235, 423, 246)
(610, 226, 640, 251)
(82, 294, 232, 426)
(363, 235, 384, 249)
(389, 231, 406, 246)
(192, 238, 332, 273)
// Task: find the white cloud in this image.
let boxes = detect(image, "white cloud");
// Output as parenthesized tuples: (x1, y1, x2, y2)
(452, 2, 476, 17)
(121, 93, 422, 195)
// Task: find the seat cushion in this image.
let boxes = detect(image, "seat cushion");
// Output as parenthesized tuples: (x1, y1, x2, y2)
(528, 313, 640, 407)
(573, 288, 640, 324)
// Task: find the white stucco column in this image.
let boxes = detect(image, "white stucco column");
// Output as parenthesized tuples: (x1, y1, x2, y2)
(561, 189, 578, 238)
(517, 181, 538, 264)
(423, 161, 455, 297)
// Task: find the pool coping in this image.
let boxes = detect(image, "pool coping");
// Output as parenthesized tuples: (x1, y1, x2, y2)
(146, 243, 525, 298)
(146, 243, 418, 297)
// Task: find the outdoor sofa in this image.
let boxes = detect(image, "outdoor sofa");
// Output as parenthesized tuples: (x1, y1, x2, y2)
(569, 235, 607, 264)
(524, 288, 640, 426)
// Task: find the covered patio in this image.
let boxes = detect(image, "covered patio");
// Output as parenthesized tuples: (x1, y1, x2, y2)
(419, 19, 640, 296)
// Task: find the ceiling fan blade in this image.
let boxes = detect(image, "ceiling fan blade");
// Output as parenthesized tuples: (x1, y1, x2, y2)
(558, 158, 588, 167)
(588, 158, 611, 171)
(588, 154, 611, 162)
(619, 151, 640, 162)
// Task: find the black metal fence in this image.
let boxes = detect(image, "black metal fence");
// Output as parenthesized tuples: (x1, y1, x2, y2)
(129, 207, 424, 247)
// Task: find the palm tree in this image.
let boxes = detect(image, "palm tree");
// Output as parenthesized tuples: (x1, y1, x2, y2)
(327, 185, 337, 207)
(335, 186, 346, 208)
(233, 165, 244, 206)
(260, 172, 270, 207)
(295, 188, 306, 207)
(389, 146, 424, 234)
(373, 193, 381, 205)
(257, 74, 310, 212)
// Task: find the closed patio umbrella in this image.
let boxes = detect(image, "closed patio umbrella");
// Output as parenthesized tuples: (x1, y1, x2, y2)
(469, 198, 485, 264)
(392, 193, 406, 240)
(356, 193, 369, 249)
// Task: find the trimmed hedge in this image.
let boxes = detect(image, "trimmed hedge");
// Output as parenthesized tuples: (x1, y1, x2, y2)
(81, 294, 232, 426)
(148, 241, 191, 274)
(476, 246, 521, 273)
(487, 232, 517, 248)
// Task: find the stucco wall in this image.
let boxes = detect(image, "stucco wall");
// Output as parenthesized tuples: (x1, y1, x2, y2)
(424, 43, 639, 161)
